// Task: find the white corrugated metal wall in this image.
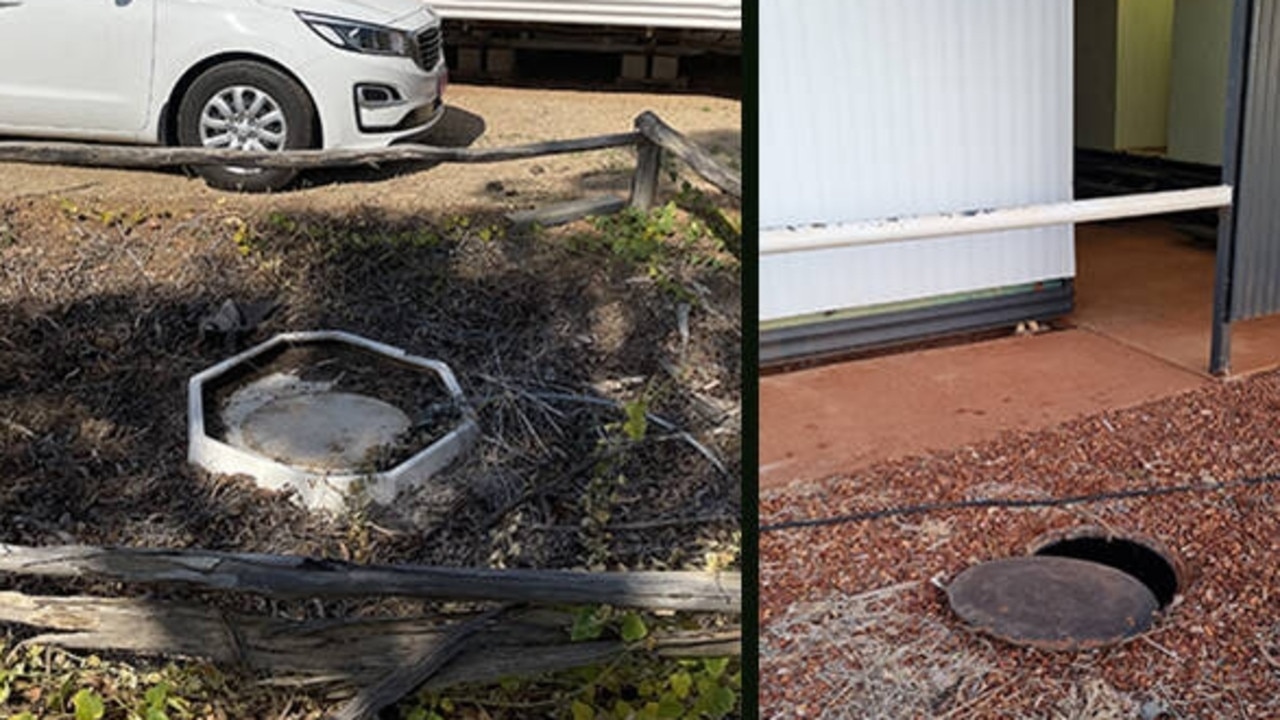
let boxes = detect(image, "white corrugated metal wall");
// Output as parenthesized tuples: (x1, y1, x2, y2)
(759, 0, 1074, 323)
(430, 0, 740, 30)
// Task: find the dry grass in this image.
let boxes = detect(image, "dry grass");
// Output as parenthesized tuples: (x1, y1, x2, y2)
(0, 153, 740, 716)
(762, 581, 993, 719)
(761, 576, 1175, 720)
(0, 187, 741, 563)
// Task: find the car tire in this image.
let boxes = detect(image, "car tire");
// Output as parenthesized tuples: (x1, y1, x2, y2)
(177, 61, 316, 193)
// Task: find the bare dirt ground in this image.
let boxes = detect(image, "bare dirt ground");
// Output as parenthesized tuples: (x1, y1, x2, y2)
(761, 371, 1280, 718)
(0, 83, 740, 718)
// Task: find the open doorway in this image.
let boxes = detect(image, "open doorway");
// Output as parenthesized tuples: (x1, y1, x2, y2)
(1069, 0, 1280, 375)
(1068, 0, 1259, 374)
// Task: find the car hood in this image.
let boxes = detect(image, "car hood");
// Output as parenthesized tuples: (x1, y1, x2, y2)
(256, 0, 434, 27)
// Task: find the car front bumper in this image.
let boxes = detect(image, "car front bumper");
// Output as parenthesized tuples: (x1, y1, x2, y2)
(301, 42, 448, 150)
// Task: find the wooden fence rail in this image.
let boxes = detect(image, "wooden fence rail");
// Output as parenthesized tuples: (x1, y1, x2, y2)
(0, 132, 640, 170)
(0, 111, 741, 207)
(0, 543, 741, 716)
(0, 542, 740, 613)
(0, 590, 739, 696)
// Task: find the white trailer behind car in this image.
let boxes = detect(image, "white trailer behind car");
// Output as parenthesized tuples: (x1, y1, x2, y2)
(430, 0, 741, 82)
(429, 0, 740, 30)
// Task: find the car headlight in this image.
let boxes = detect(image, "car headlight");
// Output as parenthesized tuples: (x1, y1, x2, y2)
(298, 12, 411, 56)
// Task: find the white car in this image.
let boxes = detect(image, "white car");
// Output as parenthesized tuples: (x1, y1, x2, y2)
(0, 0, 448, 191)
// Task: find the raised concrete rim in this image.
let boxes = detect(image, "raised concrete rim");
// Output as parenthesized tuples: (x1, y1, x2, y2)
(187, 330, 478, 512)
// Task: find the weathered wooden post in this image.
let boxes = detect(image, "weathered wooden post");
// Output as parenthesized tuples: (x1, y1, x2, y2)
(631, 111, 742, 208)
(630, 126, 663, 210)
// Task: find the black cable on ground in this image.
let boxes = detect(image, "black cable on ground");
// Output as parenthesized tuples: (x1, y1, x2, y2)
(759, 471, 1280, 533)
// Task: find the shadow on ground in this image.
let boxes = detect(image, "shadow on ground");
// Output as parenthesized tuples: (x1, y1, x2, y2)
(0, 197, 740, 567)
(298, 105, 489, 190)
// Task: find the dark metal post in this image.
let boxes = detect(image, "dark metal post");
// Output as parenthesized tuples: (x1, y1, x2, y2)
(1211, 0, 1254, 376)
(1210, 204, 1235, 376)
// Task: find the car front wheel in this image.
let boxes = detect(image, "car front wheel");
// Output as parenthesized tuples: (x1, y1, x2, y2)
(177, 61, 316, 192)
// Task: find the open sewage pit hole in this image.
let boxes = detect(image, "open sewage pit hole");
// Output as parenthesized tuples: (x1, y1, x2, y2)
(946, 527, 1186, 651)
(1032, 533, 1182, 609)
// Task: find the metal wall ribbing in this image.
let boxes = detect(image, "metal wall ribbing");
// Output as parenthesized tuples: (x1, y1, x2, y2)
(759, 0, 1074, 323)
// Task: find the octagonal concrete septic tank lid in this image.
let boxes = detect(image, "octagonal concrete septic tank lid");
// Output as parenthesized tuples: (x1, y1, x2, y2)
(188, 330, 478, 513)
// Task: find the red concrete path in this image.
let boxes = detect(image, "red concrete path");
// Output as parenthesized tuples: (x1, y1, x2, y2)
(759, 329, 1207, 492)
(760, 220, 1280, 492)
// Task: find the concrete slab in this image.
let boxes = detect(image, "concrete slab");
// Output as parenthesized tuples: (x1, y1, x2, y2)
(759, 329, 1207, 492)
(1073, 220, 1280, 377)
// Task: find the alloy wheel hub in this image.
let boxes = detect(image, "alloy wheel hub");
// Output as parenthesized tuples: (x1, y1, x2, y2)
(200, 85, 287, 153)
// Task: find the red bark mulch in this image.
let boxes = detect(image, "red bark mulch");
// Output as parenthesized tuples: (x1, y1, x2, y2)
(761, 369, 1280, 718)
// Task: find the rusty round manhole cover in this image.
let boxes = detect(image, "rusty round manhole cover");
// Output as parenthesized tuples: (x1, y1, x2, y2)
(947, 555, 1159, 650)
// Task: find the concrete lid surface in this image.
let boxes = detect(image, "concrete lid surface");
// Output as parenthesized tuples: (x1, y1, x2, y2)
(237, 392, 411, 472)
